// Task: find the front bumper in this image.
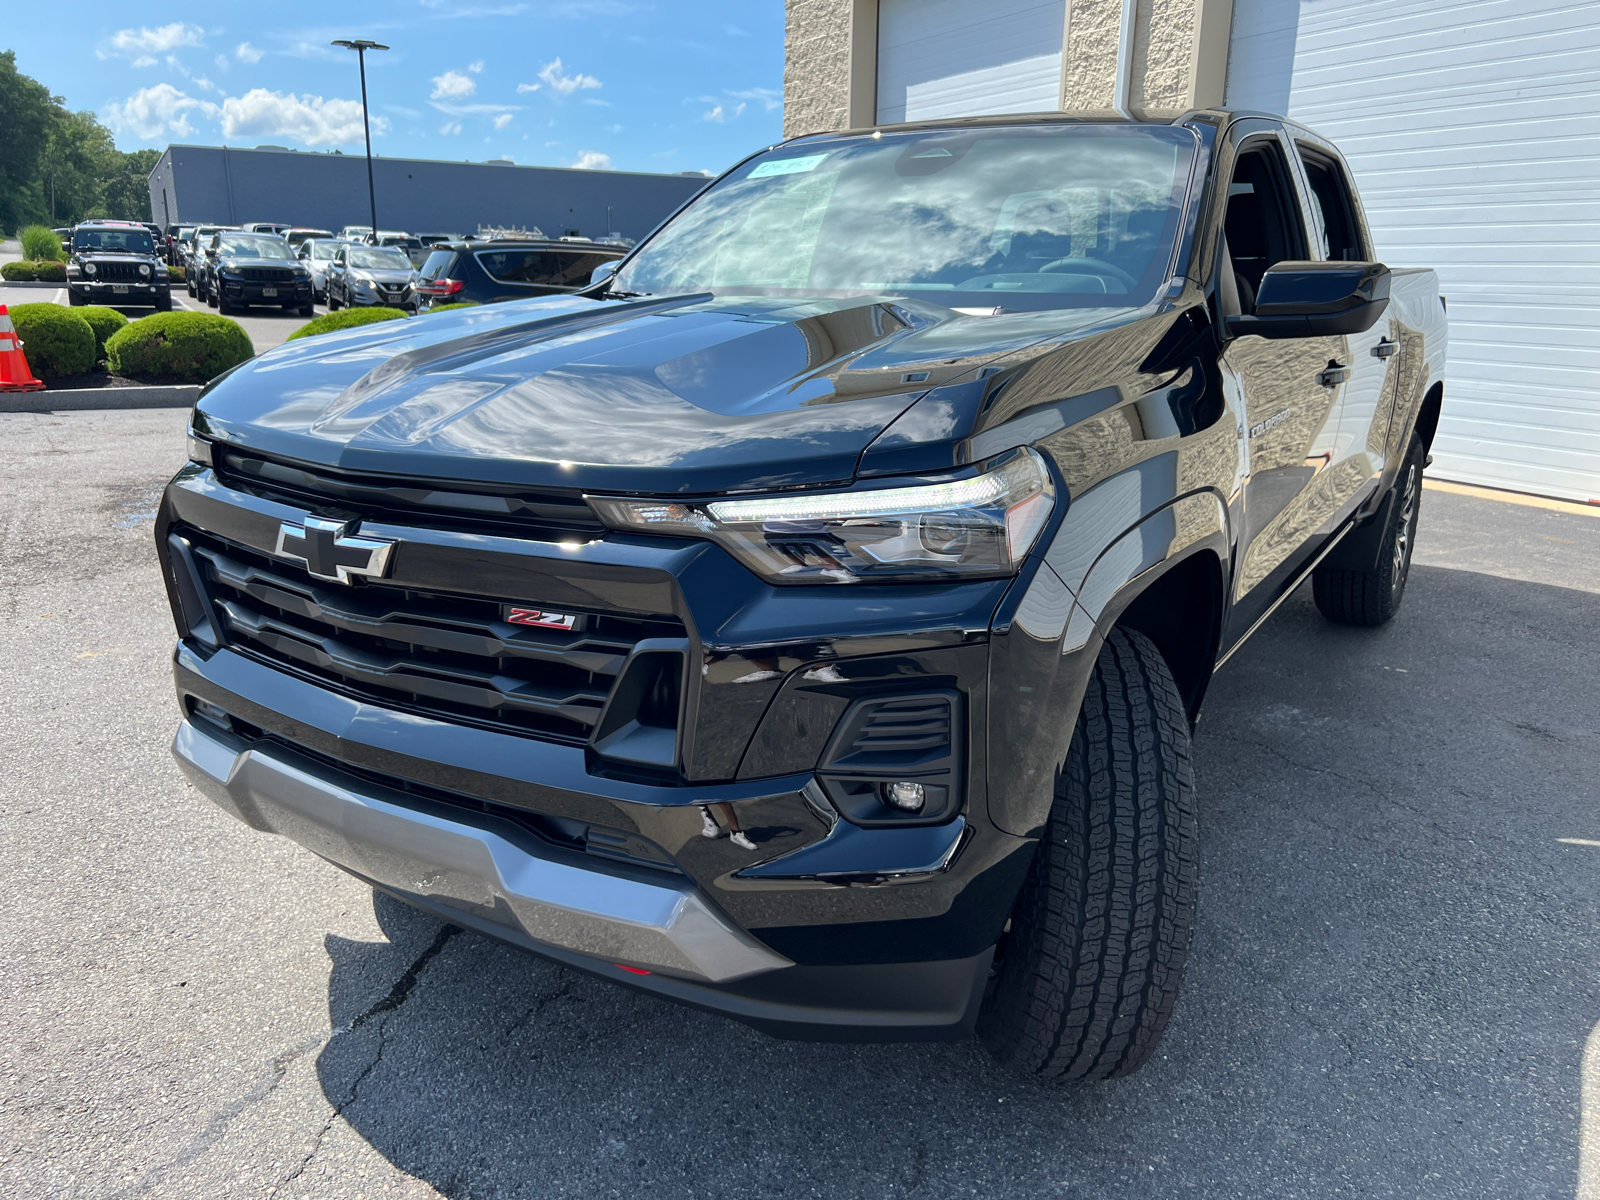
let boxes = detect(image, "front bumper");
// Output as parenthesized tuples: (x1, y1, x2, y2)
(173, 716, 786, 983)
(71, 280, 169, 300)
(348, 286, 413, 308)
(221, 280, 312, 305)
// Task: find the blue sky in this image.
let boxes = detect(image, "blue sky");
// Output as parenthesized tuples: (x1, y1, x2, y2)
(5, 0, 785, 176)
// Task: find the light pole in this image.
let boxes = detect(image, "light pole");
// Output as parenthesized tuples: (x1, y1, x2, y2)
(331, 39, 389, 237)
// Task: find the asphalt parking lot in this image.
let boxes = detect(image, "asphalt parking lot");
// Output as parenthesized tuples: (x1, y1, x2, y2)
(2, 408, 1597, 1200)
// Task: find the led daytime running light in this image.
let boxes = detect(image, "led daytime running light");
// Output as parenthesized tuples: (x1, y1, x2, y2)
(709, 461, 1025, 524)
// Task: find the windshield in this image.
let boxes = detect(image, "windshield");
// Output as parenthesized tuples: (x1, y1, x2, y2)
(74, 228, 154, 254)
(308, 241, 342, 261)
(349, 247, 413, 270)
(613, 125, 1198, 312)
(220, 236, 293, 260)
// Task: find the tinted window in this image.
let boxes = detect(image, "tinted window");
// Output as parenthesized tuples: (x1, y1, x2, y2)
(476, 249, 617, 286)
(219, 236, 293, 260)
(613, 126, 1196, 311)
(348, 247, 413, 270)
(1223, 139, 1309, 309)
(1297, 146, 1365, 261)
(418, 249, 460, 281)
(74, 228, 154, 254)
(308, 241, 343, 261)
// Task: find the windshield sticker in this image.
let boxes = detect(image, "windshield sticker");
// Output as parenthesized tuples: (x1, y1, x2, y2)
(748, 153, 828, 179)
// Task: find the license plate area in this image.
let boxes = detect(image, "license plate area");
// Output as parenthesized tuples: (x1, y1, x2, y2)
(262, 286, 278, 297)
(112, 285, 128, 294)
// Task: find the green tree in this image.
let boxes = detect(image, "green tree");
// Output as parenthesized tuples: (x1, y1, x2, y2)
(102, 148, 161, 223)
(0, 50, 56, 234)
(41, 108, 119, 224)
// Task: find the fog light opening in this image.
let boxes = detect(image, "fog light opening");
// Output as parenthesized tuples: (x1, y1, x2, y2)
(883, 781, 926, 812)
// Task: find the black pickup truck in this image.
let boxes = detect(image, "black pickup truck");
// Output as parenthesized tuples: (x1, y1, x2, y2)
(160, 109, 1446, 1080)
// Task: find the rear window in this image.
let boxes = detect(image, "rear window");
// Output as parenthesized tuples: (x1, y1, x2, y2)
(418, 249, 460, 281)
(475, 249, 617, 287)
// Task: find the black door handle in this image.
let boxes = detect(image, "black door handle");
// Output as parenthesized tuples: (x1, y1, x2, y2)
(1372, 339, 1399, 359)
(1317, 363, 1351, 388)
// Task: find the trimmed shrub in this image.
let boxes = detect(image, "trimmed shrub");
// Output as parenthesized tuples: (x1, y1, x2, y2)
(422, 301, 481, 314)
(34, 260, 67, 283)
(105, 312, 253, 382)
(1, 260, 38, 282)
(9, 304, 96, 381)
(20, 225, 64, 262)
(166, 263, 186, 283)
(286, 307, 411, 341)
(77, 306, 130, 361)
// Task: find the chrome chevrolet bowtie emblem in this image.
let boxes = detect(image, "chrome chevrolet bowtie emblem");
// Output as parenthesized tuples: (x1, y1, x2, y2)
(275, 517, 396, 583)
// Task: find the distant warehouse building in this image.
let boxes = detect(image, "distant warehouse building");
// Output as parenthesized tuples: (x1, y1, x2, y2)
(146, 145, 709, 243)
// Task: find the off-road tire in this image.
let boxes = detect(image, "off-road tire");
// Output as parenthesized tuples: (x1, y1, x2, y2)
(154, 293, 172, 312)
(1313, 433, 1424, 627)
(979, 627, 1198, 1081)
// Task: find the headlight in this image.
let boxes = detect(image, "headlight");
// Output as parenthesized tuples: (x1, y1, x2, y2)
(186, 430, 213, 467)
(139, 263, 151, 277)
(84, 262, 97, 276)
(587, 448, 1055, 585)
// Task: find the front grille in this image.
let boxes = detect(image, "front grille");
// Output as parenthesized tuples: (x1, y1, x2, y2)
(183, 528, 684, 743)
(242, 267, 295, 282)
(212, 446, 606, 541)
(94, 262, 145, 282)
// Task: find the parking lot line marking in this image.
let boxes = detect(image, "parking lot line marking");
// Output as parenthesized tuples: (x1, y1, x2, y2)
(1558, 838, 1600, 848)
(1424, 478, 1600, 518)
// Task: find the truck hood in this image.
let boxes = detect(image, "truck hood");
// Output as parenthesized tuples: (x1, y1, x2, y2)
(194, 293, 1134, 494)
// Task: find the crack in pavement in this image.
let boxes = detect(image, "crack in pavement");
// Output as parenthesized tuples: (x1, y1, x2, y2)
(110, 923, 461, 1199)
(273, 923, 461, 1195)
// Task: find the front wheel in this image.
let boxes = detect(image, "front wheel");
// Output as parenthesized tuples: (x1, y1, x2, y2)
(979, 627, 1198, 1081)
(154, 293, 172, 312)
(1313, 434, 1424, 627)
(328, 287, 341, 311)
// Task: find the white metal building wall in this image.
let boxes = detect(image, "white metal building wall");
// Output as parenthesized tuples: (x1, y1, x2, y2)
(1226, 0, 1600, 503)
(875, 0, 1067, 125)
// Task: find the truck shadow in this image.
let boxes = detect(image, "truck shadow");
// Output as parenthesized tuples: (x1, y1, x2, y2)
(316, 565, 1600, 1199)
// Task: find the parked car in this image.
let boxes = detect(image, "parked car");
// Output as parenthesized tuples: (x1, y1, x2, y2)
(199, 230, 314, 315)
(325, 243, 417, 312)
(181, 226, 230, 296)
(284, 227, 334, 250)
(65, 220, 172, 310)
(337, 224, 373, 241)
(365, 230, 427, 267)
(244, 222, 294, 236)
(164, 110, 1446, 1078)
(293, 237, 348, 304)
(415, 231, 462, 248)
(413, 238, 623, 307)
(164, 224, 196, 265)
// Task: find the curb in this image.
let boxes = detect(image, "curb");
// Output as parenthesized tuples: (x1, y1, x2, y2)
(0, 384, 199, 414)
(0, 280, 69, 289)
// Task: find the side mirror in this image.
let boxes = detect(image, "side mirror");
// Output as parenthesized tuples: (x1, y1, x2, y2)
(1228, 261, 1390, 339)
(589, 260, 621, 286)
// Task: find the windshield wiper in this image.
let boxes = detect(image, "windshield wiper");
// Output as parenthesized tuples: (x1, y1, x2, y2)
(604, 288, 652, 299)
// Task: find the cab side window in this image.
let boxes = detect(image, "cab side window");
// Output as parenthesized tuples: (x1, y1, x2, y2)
(1297, 146, 1366, 262)
(1222, 139, 1309, 314)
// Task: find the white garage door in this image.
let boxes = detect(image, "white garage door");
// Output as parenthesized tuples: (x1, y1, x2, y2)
(1225, 0, 1600, 503)
(876, 0, 1066, 125)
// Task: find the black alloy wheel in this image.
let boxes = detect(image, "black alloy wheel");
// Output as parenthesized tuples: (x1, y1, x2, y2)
(1312, 433, 1425, 627)
(979, 627, 1199, 1081)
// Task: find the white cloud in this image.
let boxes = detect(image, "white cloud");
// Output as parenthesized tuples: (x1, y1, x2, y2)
(431, 101, 520, 115)
(516, 83, 540, 94)
(440, 120, 463, 136)
(99, 23, 205, 62)
(702, 100, 747, 123)
(431, 70, 477, 100)
(103, 83, 219, 140)
(537, 58, 601, 97)
(236, 42, 265, 64)
(220, 89, 387, 145)
(493, 113, 514, 130)
(468, 60, 485, 73)
(214, 54, 230, 72)
(570, 150, 611, 170)
(728, 87, 782, 112)
(702, 105, 724, 123)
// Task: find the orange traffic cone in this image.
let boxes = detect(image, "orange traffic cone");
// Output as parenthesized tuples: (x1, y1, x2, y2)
(0, 304, 46, 392)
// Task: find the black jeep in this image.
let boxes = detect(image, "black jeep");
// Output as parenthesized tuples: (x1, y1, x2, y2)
(67, 221, 172, 310)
